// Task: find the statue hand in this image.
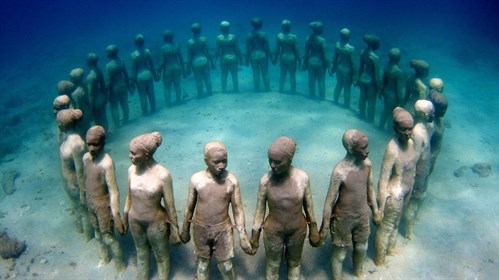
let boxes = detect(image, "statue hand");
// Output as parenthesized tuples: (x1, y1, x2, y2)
(249, 229, 261, 253)
(121, 213, 129, 235)
(308, 222, 321, 247)
(114, 214, 125, 235)
(240, 237, 252, 255)
(373, 210, 383, 226)
(180, 229, 191, 244)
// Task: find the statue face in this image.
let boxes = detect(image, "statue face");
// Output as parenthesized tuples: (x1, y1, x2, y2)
(350, 137, 369, 161)
(268, 152, 291, 176)
(86, 134, 104, 159)
(129, 146, 148, 167)
(394, 122, 413, 143)
(205, 150, 228, 178)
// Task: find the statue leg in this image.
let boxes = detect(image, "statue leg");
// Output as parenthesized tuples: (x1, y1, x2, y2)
(263, 230, 284, 280)
(94, 231, 110, 266)
(262, 59, 270, 92)
(366, 85, 377, 122)
(251, 59, 261, 92)
(203, 66, 213, 95)
(109, 101, 120, 129)
(194, 67, 204, 98)
(173, 69, 181, 105)
(308, 69, 316, 98)
(318, 68, 326, 100)
(285, 226, 306, 280)
(221, 65, 228, 93)
(148, 221, 170, 280)
(353, 241, 368, 277)
(137, 82, 148, 116)
(231, 63, 239, 92)
(359, 86, 367, 120)
(197, 257, 210, 280)
(375, 196, 404, 266)
(278, 63, 286, 93)
(333, 74, 343, 104)
(102, 232, 126, 273)
(119, 90, 129, 124)
(331, 245, 348, 280)
(147, 78, 156, 113)
(130, 220, 151, 280)
(163, 77, 173, 107)
(217, 259, 236, 280)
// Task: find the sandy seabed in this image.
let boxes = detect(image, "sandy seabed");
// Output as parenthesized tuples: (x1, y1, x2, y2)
(0, 31, 498, 279)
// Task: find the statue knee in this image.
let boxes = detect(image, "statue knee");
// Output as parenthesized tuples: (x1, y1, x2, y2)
(218, 259, 233, 274)
(197, 258, 210, 274)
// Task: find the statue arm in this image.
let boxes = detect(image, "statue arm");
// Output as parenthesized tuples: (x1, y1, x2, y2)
(176, 45, 186, 77)
(122, 172, 132, 234)
(162, 173, 180, 244)
(106, 158, 124, 234)
(303, 176, 320, 247)
(319, 170, 340, 240)
(377, 147, 395, 219)
(367, 163, 379, 219)
(73, 144, 86, 206)
(230, 178, 251, 253)
(180, 178, 197, 243)
(249, 181, 267, 253)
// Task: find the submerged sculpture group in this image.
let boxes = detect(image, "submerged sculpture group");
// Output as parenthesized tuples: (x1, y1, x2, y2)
(52, 17, 449, 280)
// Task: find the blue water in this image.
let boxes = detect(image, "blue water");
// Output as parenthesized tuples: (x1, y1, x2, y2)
(0, 0, 498, 279)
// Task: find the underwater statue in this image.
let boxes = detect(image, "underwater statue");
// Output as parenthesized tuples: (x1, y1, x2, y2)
(428, 90, 448, 174)
(302, 21, 328, 100)
(83, 126, 125, 272)
(250, 136, 320, 280)
(158, 30, 186, 107)
(330, 28, 357, 108)
(123, 132, 181, 280)
(69, 68, 93, 138)
(215, 21, 243, 93)
(429, 78, 444, 94)
(186, 23, 214, 98)
(403, 59, 429, 116)
(273, 19, 301, 94)
(53, 95, 71, 146)
(246, 17, 271, 92)
(403, 100, 435, 240)
(86, 52, 109, 131)
(180, 141, 252, 280)
(379, 48, 405, 130)
(56, 108, 93, 241)
(130, 34, 157, 115)
(357, 35, 381, 123)
(374, 107, 418, 266)
(319, 129, 378, 279)
(105, 44, 132, 129)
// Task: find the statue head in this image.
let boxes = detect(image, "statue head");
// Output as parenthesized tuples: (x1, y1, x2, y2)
(414, 100, 435, 123)
(410, 59, 430, 77)
(281, 19, 291, 32)
(204, 141, 228, 178)
(69, 68, 84, 84)
(342, 129, 369, 161)
(220, 21, 231, 32)
(388, 48, 401, 63)
(339, 28, 350, 40)
(163, 30, 174, 42)
(134, 34, 145, 47)
(86, 125, 106, 158)
(428, 91, 448, 118)
(57, 80, 75, 96)
(363, 34, 380, 50)
(191, 23, 201, 34)
(53, 95, 71, 115)
(393, 107, 414, 143)
(268, 136, 296, 176)
(106, 44, 119, 58)
(250, 17, 263, 29)
(86, 52, 99, 66)
(429, 78, 444, 92)
(56, 108, 83, 131)
(129, 132, 162, 166)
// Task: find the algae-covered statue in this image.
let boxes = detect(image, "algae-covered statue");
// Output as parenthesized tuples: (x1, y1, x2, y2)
(273, 19, 301, 94)
(429, 78, 444, 94)
(56, 109, 93, 241)
(330, 28, 357, 108)
(83, 126, 125, 272)
(215, 21, 243, 93)
(123, 132, 181, 280)
(105, 44, 132, 129)
(53, 95, 71, 146)
(250, 136, 320, 280)
(374, 107, 418, 266)
(379, 48, 405, 130)
(403, 59, 429, 115)
(186, 23, 214, 98)
(403, 100, 434, 239)
(319, 129, 378, 279)
(428, 90, 448, 174)
(130, 34, 157, 115)
(246, 17, 271, 92)
(302, 21, 328, 100)
(357, 35, 381, 123)
(86, 53, 109, 131)
(180, 141, 252, 279)
(158, 30, 186, 107)
(69, 68, 93, 138)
